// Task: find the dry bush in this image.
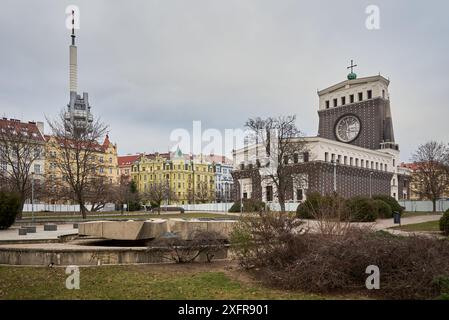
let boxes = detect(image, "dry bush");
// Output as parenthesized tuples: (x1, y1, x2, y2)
(150, 230, 226, 263)
(232, 213, 449, 299)
(230, 212, 306, 270)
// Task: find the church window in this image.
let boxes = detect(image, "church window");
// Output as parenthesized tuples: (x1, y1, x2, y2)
(358, 92, 363, 101)
(266, 186, 273, 202)
(344, 156, 347, 165)
(385, 164, 388, 171)
(355, 158, 359, 167)
(367, 90, 372, 99)
(331, 154, 335, 162)
(293, 153, 299, 164)
(382, 90, 385, 99)
(341, 97, 346, 105)
(303, 152, 309, 162)
(325, 152, 329, 162)
(333, 99, 338, 107)
(338, 155, 342, 163)
(371, 161, 374, 169)
(350, 94, 354, 103)
(361, 159, 364, 167)
(376, 162, 379, 170)
(350, 157, 353, 166)
(393, 159, 396, 167)
(296, 189, 304, 201)
(325, 100, 330, 109)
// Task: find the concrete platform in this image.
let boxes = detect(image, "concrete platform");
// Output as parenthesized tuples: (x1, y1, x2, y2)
(78, 220, 168, 240)
(168, 219, 237, 240)
(0, 224, 78, 243)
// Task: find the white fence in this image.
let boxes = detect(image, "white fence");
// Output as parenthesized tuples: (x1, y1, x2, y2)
(168, 203, 233, 212)
(169, 202, 301, 212)
(398, 200, 449, 212)
(22, 203, 116, 213)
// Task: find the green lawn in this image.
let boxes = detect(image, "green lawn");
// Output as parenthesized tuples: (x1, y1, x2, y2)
(19, 212, 237, 222)
(0, 264, 338, 300)
(391, 220, 441, 233)
(401, 212, 441, 218)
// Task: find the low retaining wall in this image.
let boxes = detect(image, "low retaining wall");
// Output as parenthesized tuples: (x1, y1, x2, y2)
(0, 245, 229, 266)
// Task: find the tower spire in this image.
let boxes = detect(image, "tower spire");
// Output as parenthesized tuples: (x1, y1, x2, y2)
(71, 10, 76, 45)
(69, 9, 78, 93)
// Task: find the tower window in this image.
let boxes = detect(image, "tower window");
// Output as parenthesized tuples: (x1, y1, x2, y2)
(367, 90, 372, 99)
(325, 152, 329, 162)
(358, 92, 363, 101)
(349, 94, 354, 103)
(325, 100, 330, 109)
(341, 97, 346, 105)
(382, 89, 385, 99)
(333, 98, 338, 107)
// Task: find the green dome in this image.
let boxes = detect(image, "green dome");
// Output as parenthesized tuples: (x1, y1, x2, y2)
(347, 72, 357, 80)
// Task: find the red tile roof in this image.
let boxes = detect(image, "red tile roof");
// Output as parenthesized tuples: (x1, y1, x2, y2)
(0, 118, 45, 142)
(118, 154, 141, 167)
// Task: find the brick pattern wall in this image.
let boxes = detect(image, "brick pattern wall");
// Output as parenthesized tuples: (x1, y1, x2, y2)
(231, 168, 262, 201)
(232, 161, 393, 201)
(318, 98, 390, 150)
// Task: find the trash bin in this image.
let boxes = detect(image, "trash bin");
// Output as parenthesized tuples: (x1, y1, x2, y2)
(393, 211, 401, 225)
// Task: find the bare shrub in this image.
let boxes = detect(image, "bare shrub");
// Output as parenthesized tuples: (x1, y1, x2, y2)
(308, 193, 354, 237)
(230, 212, 306, 270)
(232, 212, 449, 299)
(150, 230, 226, 263)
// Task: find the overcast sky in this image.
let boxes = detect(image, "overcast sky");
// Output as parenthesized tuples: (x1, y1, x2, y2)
(1, 0, 448, 161)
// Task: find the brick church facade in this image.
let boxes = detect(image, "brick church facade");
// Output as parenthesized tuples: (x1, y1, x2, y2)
(232, 70, 411, 203)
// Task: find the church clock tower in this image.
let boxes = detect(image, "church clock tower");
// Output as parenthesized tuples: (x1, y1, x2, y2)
(317, 61, 398, 151)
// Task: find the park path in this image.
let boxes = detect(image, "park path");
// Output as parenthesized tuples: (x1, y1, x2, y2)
(373, 214, 442, 230)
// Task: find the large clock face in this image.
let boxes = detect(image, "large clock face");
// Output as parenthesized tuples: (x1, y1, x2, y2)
(335, 115, 361, 142)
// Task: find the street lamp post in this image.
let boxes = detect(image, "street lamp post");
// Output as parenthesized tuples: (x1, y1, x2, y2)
(332, 160, 338, 193)
(31, 172, 35, 224)
(369, 171, 374, 198)
(239, 180, 243, 215)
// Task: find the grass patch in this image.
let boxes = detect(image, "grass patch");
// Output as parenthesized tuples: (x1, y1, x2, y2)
(401, 212, 441, 218)
(391, 220, 441, 233)
(0, 264, 332, 300)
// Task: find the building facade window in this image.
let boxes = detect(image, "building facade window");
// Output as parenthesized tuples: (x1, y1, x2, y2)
(367, 90, 372, 99)
(358, 92, 363, 101)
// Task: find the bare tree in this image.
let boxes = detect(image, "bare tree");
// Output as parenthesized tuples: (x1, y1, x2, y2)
(114, 175, 139, 213)
(411, 141, 449, 212)
(0, 118, 45, 218)
(85, 177, 116, 212)
(46, 112, 108, 219)
(245, 115, 307, 213)
(144, 181, 177, 214)
(195, 181, 214, 203)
